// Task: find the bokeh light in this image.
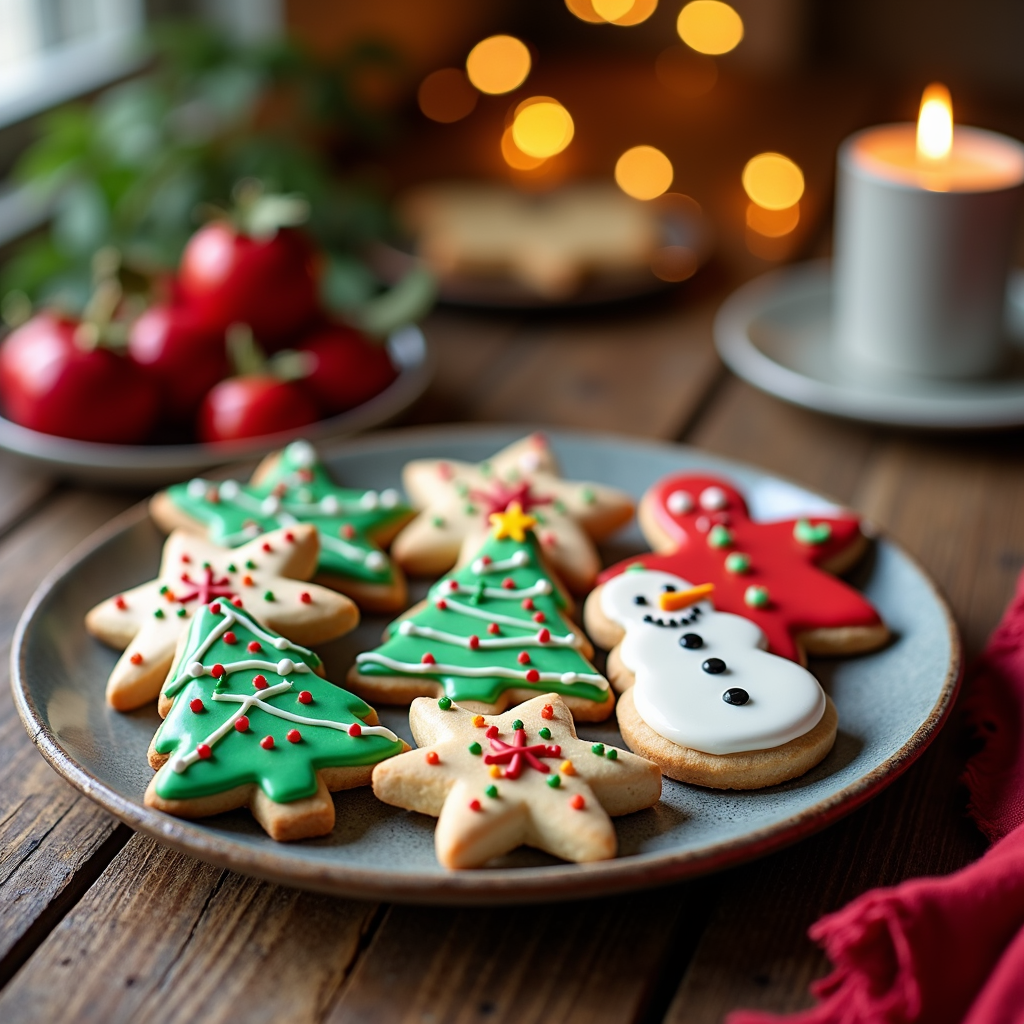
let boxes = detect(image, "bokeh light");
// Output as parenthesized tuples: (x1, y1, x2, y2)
(615, 145, 674, 200)
(512, 98, 575, 158)
(501, 126, 547, 170)
(594, 0, 635, 20)
(917, 82, 953, 160)
(566, 0, 657, 25)
(742, 152, 805, 209)
(565, 0, 604, 23)
(651, 246, 699, 282)
(677, 1, 744, 55)
(655, 45, 717, 97)
(613, 0, 658, 25)
(746, 201, 800, 237)
(466, 35, 532, 95)
(418, 68, 478, 123)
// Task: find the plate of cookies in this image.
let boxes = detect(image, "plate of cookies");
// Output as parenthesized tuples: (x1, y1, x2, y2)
(12, 426, 960, 902)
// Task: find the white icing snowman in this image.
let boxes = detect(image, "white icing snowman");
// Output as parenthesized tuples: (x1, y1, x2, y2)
(601, 569, 826, 756)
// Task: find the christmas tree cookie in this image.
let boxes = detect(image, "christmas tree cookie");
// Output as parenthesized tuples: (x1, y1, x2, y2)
(391, 433, 634, 594)
(349, 503, 616, 721)
(86, 525, 357, 711)
(372, 693, 661, 867)
(151, 439, 414, 612)
(146, 601, 406, 841)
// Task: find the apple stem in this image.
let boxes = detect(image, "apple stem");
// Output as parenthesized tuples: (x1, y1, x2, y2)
(226, 323, 266, 376)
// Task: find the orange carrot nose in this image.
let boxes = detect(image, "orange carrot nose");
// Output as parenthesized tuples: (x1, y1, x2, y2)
(659, 583, 714, 611)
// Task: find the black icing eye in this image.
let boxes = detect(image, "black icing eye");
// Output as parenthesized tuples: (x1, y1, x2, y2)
(662, 584, 677, 592)
(680, 633, 703, 649)
(723, 687, 749, 705)
(702, 658, 727, 674)
(634, 595, 647, 606)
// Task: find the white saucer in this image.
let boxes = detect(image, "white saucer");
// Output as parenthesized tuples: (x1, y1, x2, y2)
(714, 259, 1024, 429)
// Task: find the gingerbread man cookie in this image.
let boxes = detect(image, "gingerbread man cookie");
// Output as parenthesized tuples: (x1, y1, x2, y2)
(147, 602, 406, 841)
(350, 503, 615, 721)
(596, 473, 888, 664)
(86, 524, 357, 711)
(584, 569, 837, 789)
(151, 439, 414, 612)
(372, 693, 661, 867)
(391, 433, 634, 594)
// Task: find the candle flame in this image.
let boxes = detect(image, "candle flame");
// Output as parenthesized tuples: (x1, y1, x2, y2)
(917, 83, 953, 160)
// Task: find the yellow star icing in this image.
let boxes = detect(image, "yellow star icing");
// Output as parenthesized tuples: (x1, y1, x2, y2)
(489, 502, 537, 542)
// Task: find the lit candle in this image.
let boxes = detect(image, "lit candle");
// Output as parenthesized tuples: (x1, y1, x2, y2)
(834, 85, 1024, 378)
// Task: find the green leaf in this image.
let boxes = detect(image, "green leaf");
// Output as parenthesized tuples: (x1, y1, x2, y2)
(51, 179, 111, 256)
(321, 254, 378, 311)
(353, 267, 436, 338)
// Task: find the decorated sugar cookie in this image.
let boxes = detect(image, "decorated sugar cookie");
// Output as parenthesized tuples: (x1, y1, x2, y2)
(598, 472, 888, 664)
(391, 433, 634, 594)
(146, 602, 406, 841)
(372, 693, 661, 867)
(349, 503, 615, 721)
(584, 569, 837, 789)
(86, 524, 357, 711)
(151, 440, 414, 612)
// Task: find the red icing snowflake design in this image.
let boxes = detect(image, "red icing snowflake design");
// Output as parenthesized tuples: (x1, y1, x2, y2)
(469, 480, 553, 518)
(176, 565, 237, 606)
(484, 725, 561, 779)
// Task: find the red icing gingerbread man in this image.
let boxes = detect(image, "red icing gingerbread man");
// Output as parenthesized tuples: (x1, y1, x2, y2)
(598, 473, 889, 664)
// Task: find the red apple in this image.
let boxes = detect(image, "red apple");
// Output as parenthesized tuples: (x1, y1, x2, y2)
(296, 324, 397, 415)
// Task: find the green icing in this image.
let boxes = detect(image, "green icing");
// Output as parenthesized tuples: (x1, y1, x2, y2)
(794, 519, 832, 545)
(165, 440, 411, 585)
(153, 605, 403, 804)
(355, 528, 610, 706)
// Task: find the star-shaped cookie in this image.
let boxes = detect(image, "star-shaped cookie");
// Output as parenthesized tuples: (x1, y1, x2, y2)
(371, 693, 661, 868)
(390, 434, 634, 594)
(150, 439, 414, 612)
(86, 524, 357, 711)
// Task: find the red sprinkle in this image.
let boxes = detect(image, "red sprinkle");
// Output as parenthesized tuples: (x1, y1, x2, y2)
(480, 555, 492, 566)
(486, 725, 499, 738)
(502, 577, 515, 589)
(286, 729, 301, 743)
(447, 580, 459, 592)
(438, 462, 453, 480)
(232, 598, 244, 608)
(342, 524, 356, 539)
(260, 736, 274, 750)
(521, 598, 534, 611)
(189, 698, 205, 713)
(298, 690, 313, 705)
(223, 631, 237, 645)
(435, 599, 448, 610)
(235, 716, 250, 732)
(426, 751, 440, 765)
(196, 743, 211, 759)
(262, 542, 273, 553)
(242, 575, 254, 587)
(517, 651, 531, 665)
(570, 794, 585, 810)
(542, 532, 557, 547)
(115, 595, 127, 610)
(468, 798, 482, 811)
(347, 723, 362, 737)
(181, 554, 191, 564)
(210, 602, 221, 614)
(526, 669, 540, 683)
(211, 664, 225, 678)
(421, 652, 436, 665)
(541, 704, 554, 720)
(468, 635, 480, 650)
(488, 623, 500, 635)
(129, 652, 143, 665)
(300, 591, 312, 604)
(285, 531, 295, 542)
(537, 628, 551, 643)
(253, 674, 268, 689)
(533, 612, 546, 623)
(248, 641, 262, 653)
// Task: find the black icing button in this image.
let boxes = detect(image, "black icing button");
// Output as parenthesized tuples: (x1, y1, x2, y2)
(679, 633, 703, 650)
(723, 687, 749, 705)
(702, 657, 727, 674)
(662, 584, 677, 592)
(634, 595, 647, 605)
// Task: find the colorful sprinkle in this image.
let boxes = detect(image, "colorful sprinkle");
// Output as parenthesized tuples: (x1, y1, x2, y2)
(606, 749, 618, 760)
(547, 774, 561, 788)
(724, 552, 751, 574)
(154, 608, 164, 619)
(235, 716, 249, 732)
(263, 590, 275, 601)
(115, 595, 127, 610)
(561, 760, 576, 775)
(298, 690, 313, 704)
(196, 743, 211, 759)
(248, 641, 262, 653)
(348, 723, 362, 737)
(591, 743, 605, 756)
(517, 651, 531, 665)
(189, 698, 205, 713)
(708, 524, 733, 549)
(512, 719, 524, 731)
(570, 794, 585, 810)
(469, 798, 482, 811)
(223, 631, 237, 645)
(176, 608, 187, 618)
(426, 751, 440, 765)
(245, 560, 256, 570)
(485, 784, 499, 799)
(541, 704, 554, 720)
(526, 669, 540, 683)
(488, 623, 500, 635)
(260, 736, 274, 750)
(211, 663, 225, 678)
(468, 742, 482, 755)
(539, 727, 552, 740)
(438, 696, 452, 710)
(422, 652, 437, 665)
(489, 765, 501, 777)
(794, 519, 833, 545)
(130, 652, 144, 665)
(744, 585, 771, 608)
(472, 715, 485, 727)
(300, 592, 312, 604)
(286, 729, 302, 743)
(253, 675, 268, 689)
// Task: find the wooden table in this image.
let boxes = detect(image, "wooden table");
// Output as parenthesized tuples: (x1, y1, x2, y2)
(0, 261, 1011, 1021)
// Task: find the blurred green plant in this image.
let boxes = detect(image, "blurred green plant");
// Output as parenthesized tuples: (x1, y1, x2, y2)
(2, 21, 435, 335)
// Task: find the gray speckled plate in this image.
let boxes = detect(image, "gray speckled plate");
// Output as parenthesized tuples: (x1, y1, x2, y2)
(12, 425, 961, 904)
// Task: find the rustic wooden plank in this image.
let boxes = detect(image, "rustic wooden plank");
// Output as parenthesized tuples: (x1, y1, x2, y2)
(323, 883, 713, 1024)
(0, 453, 53, 535)
(0, 837, 378, 1024)
(0, 489, 140, 984)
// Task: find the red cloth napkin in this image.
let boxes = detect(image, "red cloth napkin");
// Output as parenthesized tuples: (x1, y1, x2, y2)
(729, 572, 1024, 1024)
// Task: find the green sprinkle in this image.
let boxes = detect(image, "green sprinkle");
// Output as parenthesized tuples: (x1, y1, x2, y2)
(708, 524, 733, 549)
(533, 511, 546, 525)
(202, 561, 211, 569)
(625, 562, 646, 574)
(227, 563, 237, 573)
(245, 560, 256, 570)
(744, 585, 771, 609)
(263, 590, 275, 601)
(606, 748, 618, 761)
(506, 469, 520, 483)
(432, 516, 445, 528)
(591, 743, 605, 756)
(480, 461, 492, 478)
(539, 727, 551, 739)
(159, 585, 169, 595)
(794, 519, 833, 546)
(454, 482, 469, 497)
(512, 719, 524, 731)
(153, 608, 164, 618)
(581, 487, 596, 505)
(485, 784, 499, 798)
(725, 552, 751, 574)
(464, 504, 477, 516)
(438, 696, 453, 710)
(553, 499, 567, 514)
(470, 581, 487, 606)
(547, 774, 561, 788)
(468, 742, 482, 755)
(177, 608, 187, 618)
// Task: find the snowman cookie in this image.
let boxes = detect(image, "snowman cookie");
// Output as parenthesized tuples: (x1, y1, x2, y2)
(584, 569, 837, 789)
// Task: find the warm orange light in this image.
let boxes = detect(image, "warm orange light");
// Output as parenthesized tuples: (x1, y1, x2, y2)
(677, 1, 743, 55)
(501, 126, 547, 170)
(512, 98, 574, 158)
(613, 0, 658, 25)
(615, 145, 674, 200)
(566, 0, 657, 25)
(565, 0, 605, 23)
(742, 152, 805, 210)
(594, 0, 635, 20)
(655, 45, 717, 97)
(746, 201, 800, 237)
(418, 69, 478, 123)
(917, 83, 953, 160)
(466, 35, 531, 95)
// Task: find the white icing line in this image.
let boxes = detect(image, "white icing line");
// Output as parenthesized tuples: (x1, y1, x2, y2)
(470, 551, 530, 575)
(397, 621, 577, 650)
(447, 580, 552, 600)
(431, 595, 546, 632)
(186, 658, 313, 679)
(211, 690, 399, 740)
(354, 652, 608, 689)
